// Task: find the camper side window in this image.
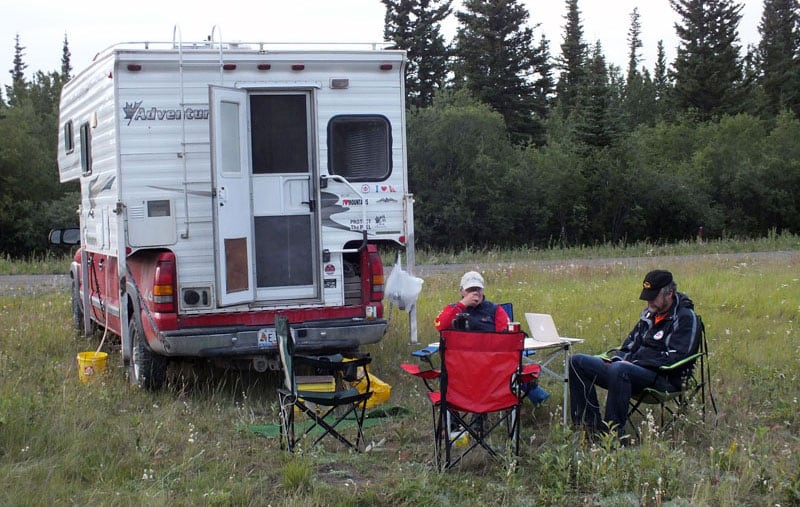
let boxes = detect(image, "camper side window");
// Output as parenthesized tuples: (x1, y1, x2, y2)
(79, 122, 92, 176)
(328, 115, 391, 181)
(64, 120, 74, 154)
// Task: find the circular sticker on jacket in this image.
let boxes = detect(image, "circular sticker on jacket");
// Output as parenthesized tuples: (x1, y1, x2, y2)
(653, 330, 664, 340)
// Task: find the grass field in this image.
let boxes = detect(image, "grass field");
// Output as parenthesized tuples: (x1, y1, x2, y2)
(1, 248, 799, 505)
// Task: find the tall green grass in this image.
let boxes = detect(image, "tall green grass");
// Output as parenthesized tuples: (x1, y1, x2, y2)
(1, 249, 799, 505)
(411, 229, 800, 265)
(0, 252, 75, 275)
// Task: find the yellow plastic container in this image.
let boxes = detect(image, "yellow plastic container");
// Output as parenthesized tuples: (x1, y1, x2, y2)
(296, 375, 336, 416)
(451, 428, 470, 448)
(77, 351, 108, 383)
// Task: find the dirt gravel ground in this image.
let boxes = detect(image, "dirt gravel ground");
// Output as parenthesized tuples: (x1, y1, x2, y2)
(0, 274, 71, 296)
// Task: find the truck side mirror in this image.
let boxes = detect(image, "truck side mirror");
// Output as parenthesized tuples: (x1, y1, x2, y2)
(49, 227, 80, 245)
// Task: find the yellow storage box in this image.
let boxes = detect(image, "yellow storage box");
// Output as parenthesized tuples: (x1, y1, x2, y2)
(296, 375, 336, 416)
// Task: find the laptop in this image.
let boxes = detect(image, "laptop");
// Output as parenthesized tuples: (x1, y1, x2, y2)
(524, 313, 583, 349)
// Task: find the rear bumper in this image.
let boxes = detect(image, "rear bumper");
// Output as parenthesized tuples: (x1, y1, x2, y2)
(152, 318, 387, 357)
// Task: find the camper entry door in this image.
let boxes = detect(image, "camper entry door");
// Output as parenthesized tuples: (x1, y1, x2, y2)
(210, 87, 319, 306)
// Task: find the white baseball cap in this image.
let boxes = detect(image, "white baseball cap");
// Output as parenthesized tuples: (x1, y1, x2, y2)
(459, 271, 485, 290)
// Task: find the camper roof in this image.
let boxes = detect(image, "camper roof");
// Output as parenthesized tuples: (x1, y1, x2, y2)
(91, 40, 397, 62)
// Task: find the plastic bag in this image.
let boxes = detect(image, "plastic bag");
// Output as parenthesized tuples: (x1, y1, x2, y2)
(351, 366, 392, 409)
(384, 261, 424, 311)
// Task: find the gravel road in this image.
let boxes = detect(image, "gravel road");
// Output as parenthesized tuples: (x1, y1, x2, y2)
(0, 274, 72, 296)
(1, 250, 796, 297)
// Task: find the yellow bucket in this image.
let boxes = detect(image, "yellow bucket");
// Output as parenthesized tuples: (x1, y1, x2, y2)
(77, 351, 108, 383)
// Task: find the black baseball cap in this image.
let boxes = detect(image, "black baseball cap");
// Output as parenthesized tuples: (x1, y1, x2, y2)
(639, 270, 673, 300)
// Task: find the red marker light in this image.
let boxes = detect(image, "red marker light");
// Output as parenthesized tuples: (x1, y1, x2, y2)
(291, 64, 305, 71)
(127, 64, 142, 71)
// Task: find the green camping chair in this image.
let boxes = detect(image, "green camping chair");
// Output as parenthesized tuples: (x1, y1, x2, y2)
(627, 315, 717, 437)
(276, 316, 373, 452)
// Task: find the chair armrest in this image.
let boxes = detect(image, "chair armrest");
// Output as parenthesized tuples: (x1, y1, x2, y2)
(597, 349, 622, 362)
(657, 351, 703, 372)
(295, 353, 371, 371)
(520, 363, 541, 383)
(401, 363, 441, 380)
(412, 345, 440, 358)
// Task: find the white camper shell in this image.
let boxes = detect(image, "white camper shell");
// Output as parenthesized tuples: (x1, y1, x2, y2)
(57, 40, 412, 388)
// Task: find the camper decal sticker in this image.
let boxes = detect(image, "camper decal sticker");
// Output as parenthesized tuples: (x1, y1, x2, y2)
(348, 215, 386, 231)
(359, 184, 398, 193)
(86, 175, 116, 209)
(320, 191, 390, 232)
(320, 191, 349, 231)
(123, 101, 209, 126)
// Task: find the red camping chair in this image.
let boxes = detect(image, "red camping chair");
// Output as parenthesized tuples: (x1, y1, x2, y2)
(428, 329, 526, 470)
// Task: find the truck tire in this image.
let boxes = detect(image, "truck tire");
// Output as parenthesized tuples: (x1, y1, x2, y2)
(128, 318, 167, 390)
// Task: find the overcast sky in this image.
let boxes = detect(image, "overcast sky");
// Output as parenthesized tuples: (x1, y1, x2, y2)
(1, 0, 765, 95)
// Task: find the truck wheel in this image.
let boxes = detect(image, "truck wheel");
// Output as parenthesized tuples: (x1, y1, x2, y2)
(128, 319, 167, 390)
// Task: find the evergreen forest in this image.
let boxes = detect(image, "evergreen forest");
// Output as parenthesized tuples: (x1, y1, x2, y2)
(2, 0, 800, 256)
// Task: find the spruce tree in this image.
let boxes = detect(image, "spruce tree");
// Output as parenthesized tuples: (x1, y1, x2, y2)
(756, 0, 800, 116)
(531, 34, 556, 134)
(622, 7, 658, 129)
(575, 42, 618, 148)
(454, 0, 548, 144)
(652, 40, 676, 120)
(555, 0, 589, 115)
(670, 0, 745, 120)
(653, 40, 670, 98)
(626, 7, 643, 83)
(382, 0, 451, 109)
(61, 33, 72, 80)
(6, 34, 28, 106)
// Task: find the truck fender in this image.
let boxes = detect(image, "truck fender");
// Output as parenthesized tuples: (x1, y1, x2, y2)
(122, 281, 147, 366)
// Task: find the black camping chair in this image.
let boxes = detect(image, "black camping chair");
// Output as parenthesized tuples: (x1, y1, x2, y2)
(276, 316, 373, 451)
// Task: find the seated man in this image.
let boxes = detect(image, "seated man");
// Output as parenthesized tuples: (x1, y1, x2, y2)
(434, 271, 508, 332)
(569, 269, 701, 439)
(435, 270, 549, 405)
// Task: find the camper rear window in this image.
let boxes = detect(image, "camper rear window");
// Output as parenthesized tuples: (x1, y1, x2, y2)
(328, 116, 391, 181)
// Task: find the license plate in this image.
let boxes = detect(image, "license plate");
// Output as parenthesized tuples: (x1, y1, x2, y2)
(257, 328, 277, 348)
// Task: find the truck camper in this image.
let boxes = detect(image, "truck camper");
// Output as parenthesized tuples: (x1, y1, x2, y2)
(56, 34, 413, 389)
